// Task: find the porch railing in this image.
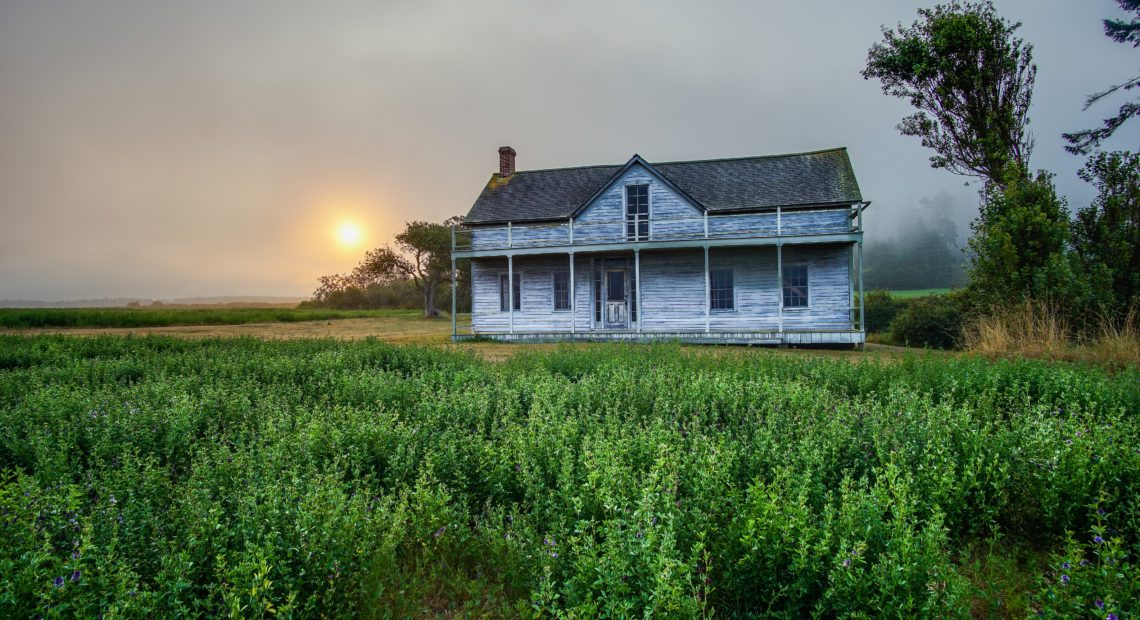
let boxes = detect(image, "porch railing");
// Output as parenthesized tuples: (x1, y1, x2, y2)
(452, 203, 865, 253)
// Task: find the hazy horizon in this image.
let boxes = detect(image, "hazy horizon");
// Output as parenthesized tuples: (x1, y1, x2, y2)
(1, 0, 1136, 301)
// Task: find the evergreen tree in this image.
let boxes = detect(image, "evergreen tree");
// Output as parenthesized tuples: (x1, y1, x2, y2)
(1063, 0, 1140, 154)
(1073, 151, 1140, 316)
(966, 170, 1087, 309)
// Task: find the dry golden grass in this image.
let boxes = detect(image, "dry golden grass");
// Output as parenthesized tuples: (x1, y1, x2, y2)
(962, 300, 1140, 368)
(2, 312, 919, 362)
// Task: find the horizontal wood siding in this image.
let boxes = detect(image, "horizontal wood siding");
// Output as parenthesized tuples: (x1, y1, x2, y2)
(576, 163, 702, 243)
(467, 207, 851, 250)
(779, 245, 852, 329)
(779, 209, 851, 235)
(470, 227, 509, 250)
(472, 245, 853, 334)
(471, 255, 590, 333)
(639, 249, 706, 331)
(708, 212, 777, 238)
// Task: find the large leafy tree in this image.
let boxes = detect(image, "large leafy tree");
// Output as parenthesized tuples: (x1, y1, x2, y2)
(1063, 0, 1140, 155)
(966, 170, 1086, 307)
(1072, 151, 1140, 315)
(309, 216, 465, 316)
(862, 1, 1036, 185)
(349, 217, 464, 317)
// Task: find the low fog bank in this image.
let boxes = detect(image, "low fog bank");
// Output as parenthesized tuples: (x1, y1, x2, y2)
(862, 191, 977, 290)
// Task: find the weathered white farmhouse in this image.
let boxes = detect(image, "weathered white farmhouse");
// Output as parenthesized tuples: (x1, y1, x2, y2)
(450, 147, 868, 345)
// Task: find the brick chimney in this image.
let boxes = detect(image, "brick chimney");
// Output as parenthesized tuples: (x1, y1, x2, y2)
(498, 146, 516, 177)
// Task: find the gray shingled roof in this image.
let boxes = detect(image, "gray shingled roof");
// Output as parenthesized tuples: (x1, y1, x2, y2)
(464, 148, 862, 225)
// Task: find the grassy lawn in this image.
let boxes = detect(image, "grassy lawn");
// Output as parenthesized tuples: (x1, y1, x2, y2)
(889, 287, 952, 298)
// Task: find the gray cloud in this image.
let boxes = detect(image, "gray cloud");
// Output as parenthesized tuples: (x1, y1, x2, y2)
(0, 0, 1135, 299)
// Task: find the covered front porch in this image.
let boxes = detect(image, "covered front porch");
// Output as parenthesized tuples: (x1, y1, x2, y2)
(451, 243, 866, 347)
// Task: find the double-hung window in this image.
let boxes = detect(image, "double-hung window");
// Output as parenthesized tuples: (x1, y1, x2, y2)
(499, 272, 521, 311)
(709, 268, 734, 310)
(782, 264, 808, 308)
(625, 185, 649, 241)
(553, 271, 570, 311)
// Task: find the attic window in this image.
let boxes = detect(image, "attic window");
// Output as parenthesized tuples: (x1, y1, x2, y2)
(625, 185, 649, 241)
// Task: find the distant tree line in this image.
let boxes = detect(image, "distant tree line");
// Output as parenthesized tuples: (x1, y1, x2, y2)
(863, 195, 967, 291)
(301, 217, 470, 316)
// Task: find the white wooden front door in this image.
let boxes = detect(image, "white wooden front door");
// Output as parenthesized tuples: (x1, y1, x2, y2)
(604, 268, 628, 329)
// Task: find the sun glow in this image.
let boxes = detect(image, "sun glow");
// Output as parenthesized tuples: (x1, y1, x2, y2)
(335, 222, 364, 249)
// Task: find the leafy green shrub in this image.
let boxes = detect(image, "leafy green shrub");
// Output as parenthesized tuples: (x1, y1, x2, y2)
(863, 289, 910, 333)
(889, 294, 965, 348)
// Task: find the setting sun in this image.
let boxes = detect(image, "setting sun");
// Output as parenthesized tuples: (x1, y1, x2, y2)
(335, 222, 364, 249)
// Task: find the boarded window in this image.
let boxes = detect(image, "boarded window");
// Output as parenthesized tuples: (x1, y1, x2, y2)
(499, 272, 521, 311)
(710, 268, 734, 310)
(782, 264, 808, 308)
(625, 185, 649, 241)
(553, 271, 570, 311)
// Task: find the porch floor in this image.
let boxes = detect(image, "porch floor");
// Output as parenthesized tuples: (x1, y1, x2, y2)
(453, 329, 864, 346)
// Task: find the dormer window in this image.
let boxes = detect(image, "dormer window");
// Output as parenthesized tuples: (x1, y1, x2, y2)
(625, 185, 649, 241)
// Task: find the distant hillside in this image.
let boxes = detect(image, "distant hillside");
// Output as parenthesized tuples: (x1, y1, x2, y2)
(0, 296, 306, 308)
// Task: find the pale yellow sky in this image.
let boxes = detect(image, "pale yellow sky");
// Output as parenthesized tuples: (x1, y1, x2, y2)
(0, 0, 1134, 300)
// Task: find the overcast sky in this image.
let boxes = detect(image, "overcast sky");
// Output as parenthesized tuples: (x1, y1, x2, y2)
(0, 0, 1136, 300)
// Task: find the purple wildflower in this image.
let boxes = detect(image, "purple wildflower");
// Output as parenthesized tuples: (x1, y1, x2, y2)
(1107, 614, 1117, 620)
(433, 526, 446, 539)
(70, 570, 80, 582)
(1060, 574, 1070, 584)
(1081, 559, 1089, 566)
(544, 537, 555, 547)
(1094, 535, 1104, 544)
(53, 576, 64, 588)
(842, 558, 852, 568)
(108, 495, 116, 506)
(551, 552, 558, 558)
(1062, 562, 1070, 570)
(1095, 599, 1104, 609)
(1098, 508, 1106, 516)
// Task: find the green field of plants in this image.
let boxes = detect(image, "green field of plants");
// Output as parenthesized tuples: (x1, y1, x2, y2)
(888, 288, 952, 299)
(1, 336, 1136, 618)
(0, 308, 416, 329)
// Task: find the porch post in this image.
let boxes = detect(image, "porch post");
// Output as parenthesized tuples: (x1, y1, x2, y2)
(450, 256, 457, 337)
(508, 254, 514, 335)
(777, 242, 784, 336)
(451, 225, 457, 338)
(634, 249, 641, 334)
(569, 252, 575, 335)
(858, 203, 865, 339)
(848, 244, 855, 327)
(858, 239, 865, 336)
(703, 245, 710, 334)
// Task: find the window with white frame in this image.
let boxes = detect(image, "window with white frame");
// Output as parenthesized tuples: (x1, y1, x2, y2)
(782, 264, 809, 308)
(553, 271, 570, 311)
(710, 268, 734, 310)
(499, 272, 521, 311)
(625, 184, 649, 241)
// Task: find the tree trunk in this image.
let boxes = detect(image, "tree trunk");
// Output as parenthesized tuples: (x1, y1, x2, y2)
(423, 283, 436, 317)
